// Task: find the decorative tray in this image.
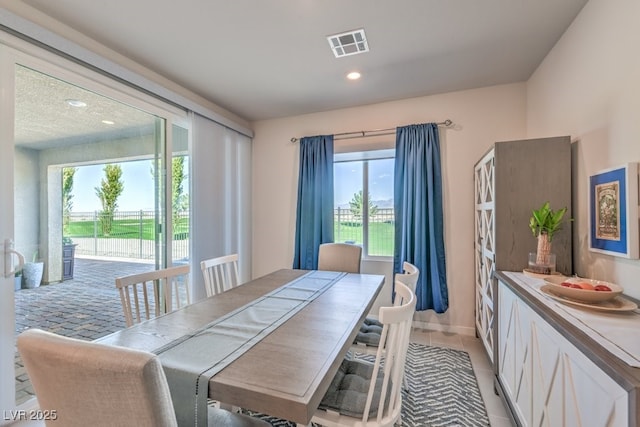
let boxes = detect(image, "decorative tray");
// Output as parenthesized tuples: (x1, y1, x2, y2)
(540, 284, 638, 312)
(522, 268, 563, 279)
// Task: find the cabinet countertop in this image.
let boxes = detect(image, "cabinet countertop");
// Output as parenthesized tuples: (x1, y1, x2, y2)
(495, 271, 640, 394)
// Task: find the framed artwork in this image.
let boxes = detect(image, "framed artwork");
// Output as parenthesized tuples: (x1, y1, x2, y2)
(589, 162, 639, 258)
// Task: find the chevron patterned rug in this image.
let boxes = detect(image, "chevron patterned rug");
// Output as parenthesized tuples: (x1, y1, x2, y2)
(242, 342, 490, 426)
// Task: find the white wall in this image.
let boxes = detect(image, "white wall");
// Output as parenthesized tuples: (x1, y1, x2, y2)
(252, 83, 527, 334)
(527, 0, 640, 300)
(14, 147, 40, 264)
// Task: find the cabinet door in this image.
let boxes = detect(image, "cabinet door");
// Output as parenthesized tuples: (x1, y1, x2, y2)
(497, 279, 531, 424)
(497, 281, 628, 427)
(474, 149, 495, 362)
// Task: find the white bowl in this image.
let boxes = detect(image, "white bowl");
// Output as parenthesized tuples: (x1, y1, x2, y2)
(543, 276, 623, 303)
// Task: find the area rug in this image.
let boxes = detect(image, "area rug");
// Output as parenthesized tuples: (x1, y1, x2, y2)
(242, 342, 490, 426)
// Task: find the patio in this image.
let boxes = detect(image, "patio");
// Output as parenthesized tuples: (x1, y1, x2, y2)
(14, 257, 155, 404)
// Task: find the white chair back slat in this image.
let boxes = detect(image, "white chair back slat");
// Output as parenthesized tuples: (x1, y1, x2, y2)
(395, 261, 419, 294)
(351, 261, 419, 355)
(200, 254, 241, 297)
(116, 265, 191, 327)
(167, 273, 190, 310)
(368, 281, 415, 423)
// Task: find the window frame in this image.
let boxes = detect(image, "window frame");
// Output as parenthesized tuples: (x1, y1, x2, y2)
(334, 149, 395, 261)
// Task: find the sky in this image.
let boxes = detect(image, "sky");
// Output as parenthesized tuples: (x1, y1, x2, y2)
(70, 157, 389, 212)
(71, 160, 156, 212)
(334, 158, 394, 207)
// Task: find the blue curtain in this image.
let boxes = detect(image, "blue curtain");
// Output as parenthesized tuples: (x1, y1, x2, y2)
(293, 135, 334, 269)
(394, 123, 448, 312)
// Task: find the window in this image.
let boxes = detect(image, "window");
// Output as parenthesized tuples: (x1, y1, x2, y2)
(334, 149, 394, 258)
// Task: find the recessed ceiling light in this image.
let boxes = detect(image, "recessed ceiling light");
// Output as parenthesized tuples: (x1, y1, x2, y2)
(347, 71, 361, 80)
(102, 120, 115, 125)
(66, 99, 87, 107)
(327, 29, 369, 58)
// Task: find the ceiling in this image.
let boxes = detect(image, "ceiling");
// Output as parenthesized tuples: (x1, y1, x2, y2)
(15, 65, 158, 149)
(9, 0, 588, 123)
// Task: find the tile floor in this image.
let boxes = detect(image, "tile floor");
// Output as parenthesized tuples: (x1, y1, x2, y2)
(410, 328, 514, 427)
(13, 258, 153, 405)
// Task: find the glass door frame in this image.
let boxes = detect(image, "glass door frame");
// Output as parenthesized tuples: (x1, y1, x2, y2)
(0, 29, 190, 418)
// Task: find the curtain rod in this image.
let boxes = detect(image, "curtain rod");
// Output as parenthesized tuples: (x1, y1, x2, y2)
(290, 119, 453, 143)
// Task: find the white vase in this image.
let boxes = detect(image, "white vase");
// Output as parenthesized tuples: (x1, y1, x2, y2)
(22, 262, 44, 289)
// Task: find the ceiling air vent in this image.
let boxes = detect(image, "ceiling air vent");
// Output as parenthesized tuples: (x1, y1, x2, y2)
(327, 29, 369, 58)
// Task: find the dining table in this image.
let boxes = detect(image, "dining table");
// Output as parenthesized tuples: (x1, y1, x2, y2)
(97, 268, 385, 425)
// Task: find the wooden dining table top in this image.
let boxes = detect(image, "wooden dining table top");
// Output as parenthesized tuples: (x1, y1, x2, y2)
(98, 268, 385, 425)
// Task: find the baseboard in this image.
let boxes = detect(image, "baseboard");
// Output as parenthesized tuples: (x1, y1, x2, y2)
(412, 320, 476, 336)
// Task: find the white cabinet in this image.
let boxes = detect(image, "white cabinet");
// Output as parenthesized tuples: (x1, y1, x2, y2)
(474, 149, 496, 363)
(497, 278, 630, 426)
(474, 136, 572, 363)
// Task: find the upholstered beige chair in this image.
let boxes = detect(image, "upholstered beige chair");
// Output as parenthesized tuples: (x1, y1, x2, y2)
(317, 243, 362, 273)
(200, 253, 241, 297)
(311, 281, 416, 426)
(17, 329, 268, 427)
(115, 265, 191, 327)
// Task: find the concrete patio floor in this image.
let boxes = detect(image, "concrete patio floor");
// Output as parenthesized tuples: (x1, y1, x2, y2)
(14, 257, 155, 405)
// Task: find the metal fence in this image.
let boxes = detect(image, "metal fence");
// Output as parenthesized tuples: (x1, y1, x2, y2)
(334, 207, 394, 256)
(65, 208, 393, 261)
(65, 211, 189, 260)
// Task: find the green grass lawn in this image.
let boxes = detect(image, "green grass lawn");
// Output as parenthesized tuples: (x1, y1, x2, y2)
(66, 218, 190, 240)
(334, 221, 394, 256)
(67, 217, 391, 254)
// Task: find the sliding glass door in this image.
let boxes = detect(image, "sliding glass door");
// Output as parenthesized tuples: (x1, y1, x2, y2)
(0, 37, 189, 417)
(14, 64, 168, 276)
(0, 40, 18, 422)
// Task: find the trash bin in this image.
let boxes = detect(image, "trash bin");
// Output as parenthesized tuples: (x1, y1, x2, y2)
(62, 243, 77, 280)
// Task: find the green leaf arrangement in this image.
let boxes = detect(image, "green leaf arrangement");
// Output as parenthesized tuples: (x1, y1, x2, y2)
(529, 201, 569, 242)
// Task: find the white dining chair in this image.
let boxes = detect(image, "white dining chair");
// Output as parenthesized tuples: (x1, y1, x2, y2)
(17, 328, 269, 427)
(115, 264, 191, 327)
(353, 261, 419, 355)
(200, 253, 241, 297)
(311, 281, 416, 427)
(317, 243, 362, 273)
(395, 261, 420, 293)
